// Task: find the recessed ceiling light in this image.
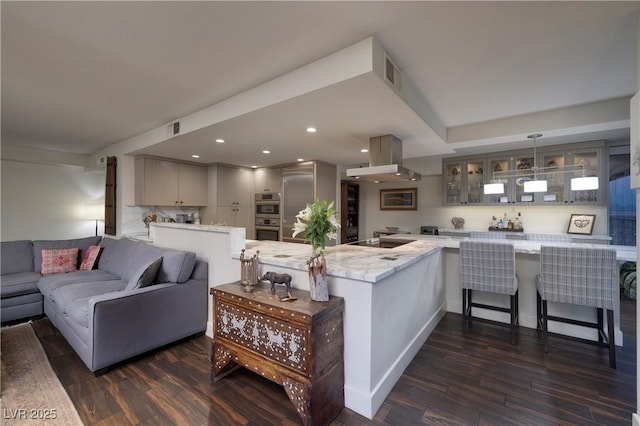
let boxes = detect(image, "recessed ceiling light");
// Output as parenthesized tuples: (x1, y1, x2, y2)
(361, 148, 369, 153)
(251, 165, 258, 169)
(262, 150, 270, 154)
(191, 154, 200, 159)
(297, 158, 304, 162)
(306, 127, 317, 133)
(215, 138, 225, 143)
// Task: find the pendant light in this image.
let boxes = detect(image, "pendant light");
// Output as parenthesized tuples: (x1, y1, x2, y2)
(571, 176, 598, 190)
(523, 133, 547, 193)
(484, 181, 505, 194)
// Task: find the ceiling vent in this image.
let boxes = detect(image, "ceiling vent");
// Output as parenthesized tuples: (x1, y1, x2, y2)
(168, 120, 180, 137)
(384, 53, 402, 95)
(346, 135, 421, 182)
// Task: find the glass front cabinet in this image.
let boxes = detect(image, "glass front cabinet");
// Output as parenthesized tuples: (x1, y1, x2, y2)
(442, 141, 605, 207)
(536, 146, 603, 205)
(443, 159, 486, 206)
(485, 153, 537, 205)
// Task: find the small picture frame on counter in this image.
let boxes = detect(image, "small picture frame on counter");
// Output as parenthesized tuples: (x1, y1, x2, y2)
(567, 213, 595, 235)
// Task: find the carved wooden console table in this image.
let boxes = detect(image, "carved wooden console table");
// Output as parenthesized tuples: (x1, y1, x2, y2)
(210, 282, 344, 425)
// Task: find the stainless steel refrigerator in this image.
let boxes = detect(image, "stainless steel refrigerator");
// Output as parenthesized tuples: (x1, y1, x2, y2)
(282, 161, 336, 244)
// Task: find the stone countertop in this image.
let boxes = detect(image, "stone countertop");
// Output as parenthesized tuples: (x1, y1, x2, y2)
(437, 228, 612, 241)
(151, 222, 243, 234)
(383, 234, 637, 262)
(242, 239, 443, 283)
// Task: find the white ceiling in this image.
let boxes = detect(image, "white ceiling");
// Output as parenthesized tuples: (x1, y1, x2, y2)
(2, 2, 638, 168)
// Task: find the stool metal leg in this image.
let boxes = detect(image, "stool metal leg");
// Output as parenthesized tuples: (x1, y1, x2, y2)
(607, 309, 616, 369)
(462, 289, 468, 333)
(542, 299, 549, 353)
(536, 292, 542, 332)
(597, 308, 604, 344)
(510, 292, 517, 345)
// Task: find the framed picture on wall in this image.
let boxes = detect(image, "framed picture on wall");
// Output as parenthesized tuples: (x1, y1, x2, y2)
(567, 213, 596, 235)
(380, 188, 417, 210)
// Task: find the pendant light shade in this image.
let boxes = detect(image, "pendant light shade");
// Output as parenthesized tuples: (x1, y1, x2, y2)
(523, 179, 547, 193)
(483, 182, 505, 194)
(571, 176, 599, 191)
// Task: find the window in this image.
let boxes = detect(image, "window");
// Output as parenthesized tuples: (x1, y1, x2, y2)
(609, 145, 636, 246)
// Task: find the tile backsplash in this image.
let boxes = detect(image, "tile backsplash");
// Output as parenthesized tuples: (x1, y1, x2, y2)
(121, 206, 202, 235)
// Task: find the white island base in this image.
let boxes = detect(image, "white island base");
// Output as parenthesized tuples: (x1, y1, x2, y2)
(241, 240, 446, 419)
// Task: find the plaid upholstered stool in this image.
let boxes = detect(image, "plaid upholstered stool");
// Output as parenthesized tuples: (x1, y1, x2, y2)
(460, 240, 519, 344)
(536, 245, 618, 368)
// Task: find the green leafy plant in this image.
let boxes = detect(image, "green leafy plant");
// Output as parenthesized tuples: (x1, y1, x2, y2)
(292, 199, 340, 252)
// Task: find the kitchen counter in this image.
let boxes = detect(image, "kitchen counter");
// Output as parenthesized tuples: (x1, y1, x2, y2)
(381, 233, 634, 347)
(382, 233, 636, 262)
(243, 238, 442, 283)
(241, 238, 445, 419)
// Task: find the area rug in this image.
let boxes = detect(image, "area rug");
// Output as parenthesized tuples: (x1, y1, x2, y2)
(1, 322, 83, 425)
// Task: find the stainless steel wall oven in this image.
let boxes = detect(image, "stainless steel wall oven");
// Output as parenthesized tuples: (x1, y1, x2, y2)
(255, 193, 281, 241)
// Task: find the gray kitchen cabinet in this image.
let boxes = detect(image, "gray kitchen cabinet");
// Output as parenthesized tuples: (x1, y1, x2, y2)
(536, 145, 604, 206)
(485, 153, 536, 205)
(442, 159, 486, 206)
(216, 165, 253, 230)
(135, 157, 207, 206)
(442, 141, 606, 207)
(253, 167, 283, 193)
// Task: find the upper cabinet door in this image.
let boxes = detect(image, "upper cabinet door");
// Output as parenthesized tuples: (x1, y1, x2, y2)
(254, 167, 283, 193)
(538, 151, 567, 205)
(567, 147, 603, 205)
(135, 157, 180, 205)
(443, 160, 486, 205)
(178, 163, 208, 206)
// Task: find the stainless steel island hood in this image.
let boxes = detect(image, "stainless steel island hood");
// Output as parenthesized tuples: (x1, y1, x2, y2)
(346, 135, 421, 182)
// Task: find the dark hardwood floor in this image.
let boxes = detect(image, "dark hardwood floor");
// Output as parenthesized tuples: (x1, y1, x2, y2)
(32, 298, 636, 425)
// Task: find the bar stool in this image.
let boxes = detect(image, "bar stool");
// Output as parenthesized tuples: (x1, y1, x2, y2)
(460, 240, 519, 344)
(536, 245, 618, 368)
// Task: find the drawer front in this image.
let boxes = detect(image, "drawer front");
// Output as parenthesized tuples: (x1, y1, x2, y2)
(215, 300, 309, 374)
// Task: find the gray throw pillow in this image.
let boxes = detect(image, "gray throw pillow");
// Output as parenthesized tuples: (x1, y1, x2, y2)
(125, 257, 163, 291)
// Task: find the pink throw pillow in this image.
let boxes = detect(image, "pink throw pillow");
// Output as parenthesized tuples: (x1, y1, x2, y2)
(79, 245, 103, 271)
(41, 248, 79, 275)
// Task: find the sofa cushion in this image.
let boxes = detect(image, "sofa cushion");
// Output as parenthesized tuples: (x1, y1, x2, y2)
(125, 257, 163, 291)
(79, 245, 103, 271)
(65, 296, 93, 328)
(98, 238, 196, 284)
(98, 238, 165, 282)
(41, 248, 79, 275)
(1, 240, 34, 275)
(33, 236, 101, 272)
(156, 251, 197, 283)
(38, 270, 121, 300)
(52, 280, 127, 316)
(0, 272, 41, 298)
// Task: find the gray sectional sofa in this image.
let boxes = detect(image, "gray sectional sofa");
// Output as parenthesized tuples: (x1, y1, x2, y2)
(1, 236, 208, 374)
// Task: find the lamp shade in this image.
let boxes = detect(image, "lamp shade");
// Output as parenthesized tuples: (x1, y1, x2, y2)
(571, 176, 599, 191)
(483, 183, 505, 195)
(83, 204, 105, 220)
(523, 179, 547, 193)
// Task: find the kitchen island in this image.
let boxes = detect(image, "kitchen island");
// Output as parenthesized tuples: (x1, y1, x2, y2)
(384, 233, 635, 346)
(240, 239, 446, 420)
